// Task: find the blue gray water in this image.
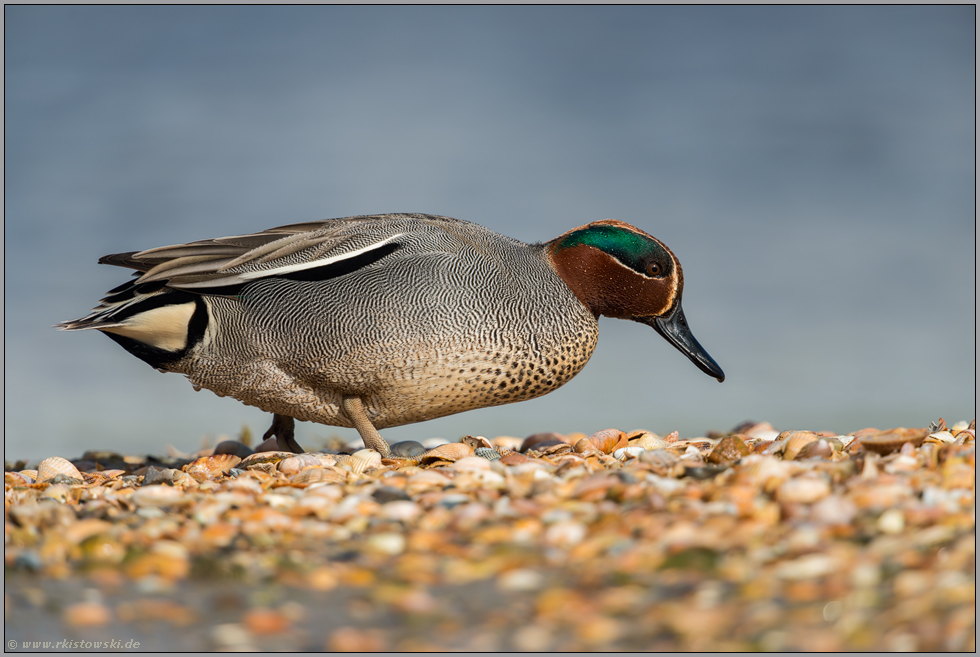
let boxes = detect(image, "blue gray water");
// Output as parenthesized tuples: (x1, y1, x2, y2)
(5, 6, 975, 462)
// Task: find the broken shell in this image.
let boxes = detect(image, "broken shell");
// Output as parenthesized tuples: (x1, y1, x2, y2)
(278, 453, 336, 475)
(924, 431, 956, 444)
(415, 442, 474, 464)
(735, 455, 794, 493)
(348, 449, 382, 474)
(782, 432, 821, 460)
(36, 457, 83, 482)
(629, 433, 669, 451)
(461, 435, 494, 450)
(184, 454, 242, 482)
(239, 451, 295, 467)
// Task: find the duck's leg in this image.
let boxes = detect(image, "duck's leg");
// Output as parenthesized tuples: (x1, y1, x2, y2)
(262, 413, 304, 454)
(341, 396, 391, 457)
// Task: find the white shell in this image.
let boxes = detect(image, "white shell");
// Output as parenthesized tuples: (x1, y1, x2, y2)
(348, 449, 382, 474)
(613, 446, 646, 460)
(278, 453, 336, 475)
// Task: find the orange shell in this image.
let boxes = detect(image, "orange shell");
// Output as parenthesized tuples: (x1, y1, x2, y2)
(183, 454, 241, 482)
(415, 442, 474, 464)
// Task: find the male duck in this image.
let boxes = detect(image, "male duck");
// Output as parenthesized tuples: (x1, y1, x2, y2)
(59, 213, 724, 456)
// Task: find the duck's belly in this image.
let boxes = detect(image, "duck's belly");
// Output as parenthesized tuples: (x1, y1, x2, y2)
(174, 255, 600, 429)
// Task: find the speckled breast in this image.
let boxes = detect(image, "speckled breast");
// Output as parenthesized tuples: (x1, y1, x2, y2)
(172, 221, 600, 429)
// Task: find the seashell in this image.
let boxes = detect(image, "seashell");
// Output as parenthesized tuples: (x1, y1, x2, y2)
(37, 457, 83, 482)
(21, 469, 39, 480)
(474, 447, 502, 460)
(278, 453, 336, 475)
(521, 432, 571, 453)
(184, 454, 242, 482)
(491, 436, 525, 451)
(214, 440, 254, 459)
(498, 452, 532, 466)
(5, 472, 34, 486)
(348, 449, 382, 474)
(707, 435, 751, 464)
(664, 430, 680, 443)
(389, 441, 426, 458)
(795, 439, 834, 460)
(421, 437, 450, 449)
(637, 449, 682, 477)
(924, 431, 955, 444)
(240, 451, 295, 467)
(782, 432, 821, 460)
(415, 442, 474, 464)
(629, 432, 668, 451)
(613, 446, 645, 460)
(289, 468, 345, 486)
(461, 435, 494, 450)
(860, 428, 929, 455)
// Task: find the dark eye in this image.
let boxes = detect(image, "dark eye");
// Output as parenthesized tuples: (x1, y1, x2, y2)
(646, 262, 662, 277)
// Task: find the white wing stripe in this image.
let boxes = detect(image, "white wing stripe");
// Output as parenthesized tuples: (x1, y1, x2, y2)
(236, 233, 404, 280)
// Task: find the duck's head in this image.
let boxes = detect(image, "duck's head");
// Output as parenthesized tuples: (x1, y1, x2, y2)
(546, 219, 725, 382)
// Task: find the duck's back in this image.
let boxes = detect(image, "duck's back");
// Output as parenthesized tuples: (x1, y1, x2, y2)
(177, 214, 600, 428)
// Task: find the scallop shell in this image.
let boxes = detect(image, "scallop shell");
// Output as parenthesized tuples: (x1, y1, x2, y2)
(290, 468, 345, 486)
(278, 453, 337, 475)
(415, 442, 474, 465)
(348, 449, 382, 474)
(184, 454, 241, 482)
(37, 457, 83, 482)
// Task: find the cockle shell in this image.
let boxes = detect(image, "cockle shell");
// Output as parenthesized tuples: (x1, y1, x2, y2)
(5, 472, 34, 485)
(348, 449, 383, 474)
(278, 453, 337, 475)
(184, 454, 242, 482)
(415, 442, 474, 464)
(782, 432, 821, 460)
(451, 456, 493, 472)
(37, 457, 83, 482)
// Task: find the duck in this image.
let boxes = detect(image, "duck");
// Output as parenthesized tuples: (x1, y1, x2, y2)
(58, 212, 724, 456)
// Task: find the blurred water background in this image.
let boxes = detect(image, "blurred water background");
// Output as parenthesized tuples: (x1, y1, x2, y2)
(4, 6, 975, 462)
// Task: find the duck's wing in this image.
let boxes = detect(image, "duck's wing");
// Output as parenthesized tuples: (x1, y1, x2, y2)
(101, 214, 415, 292)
